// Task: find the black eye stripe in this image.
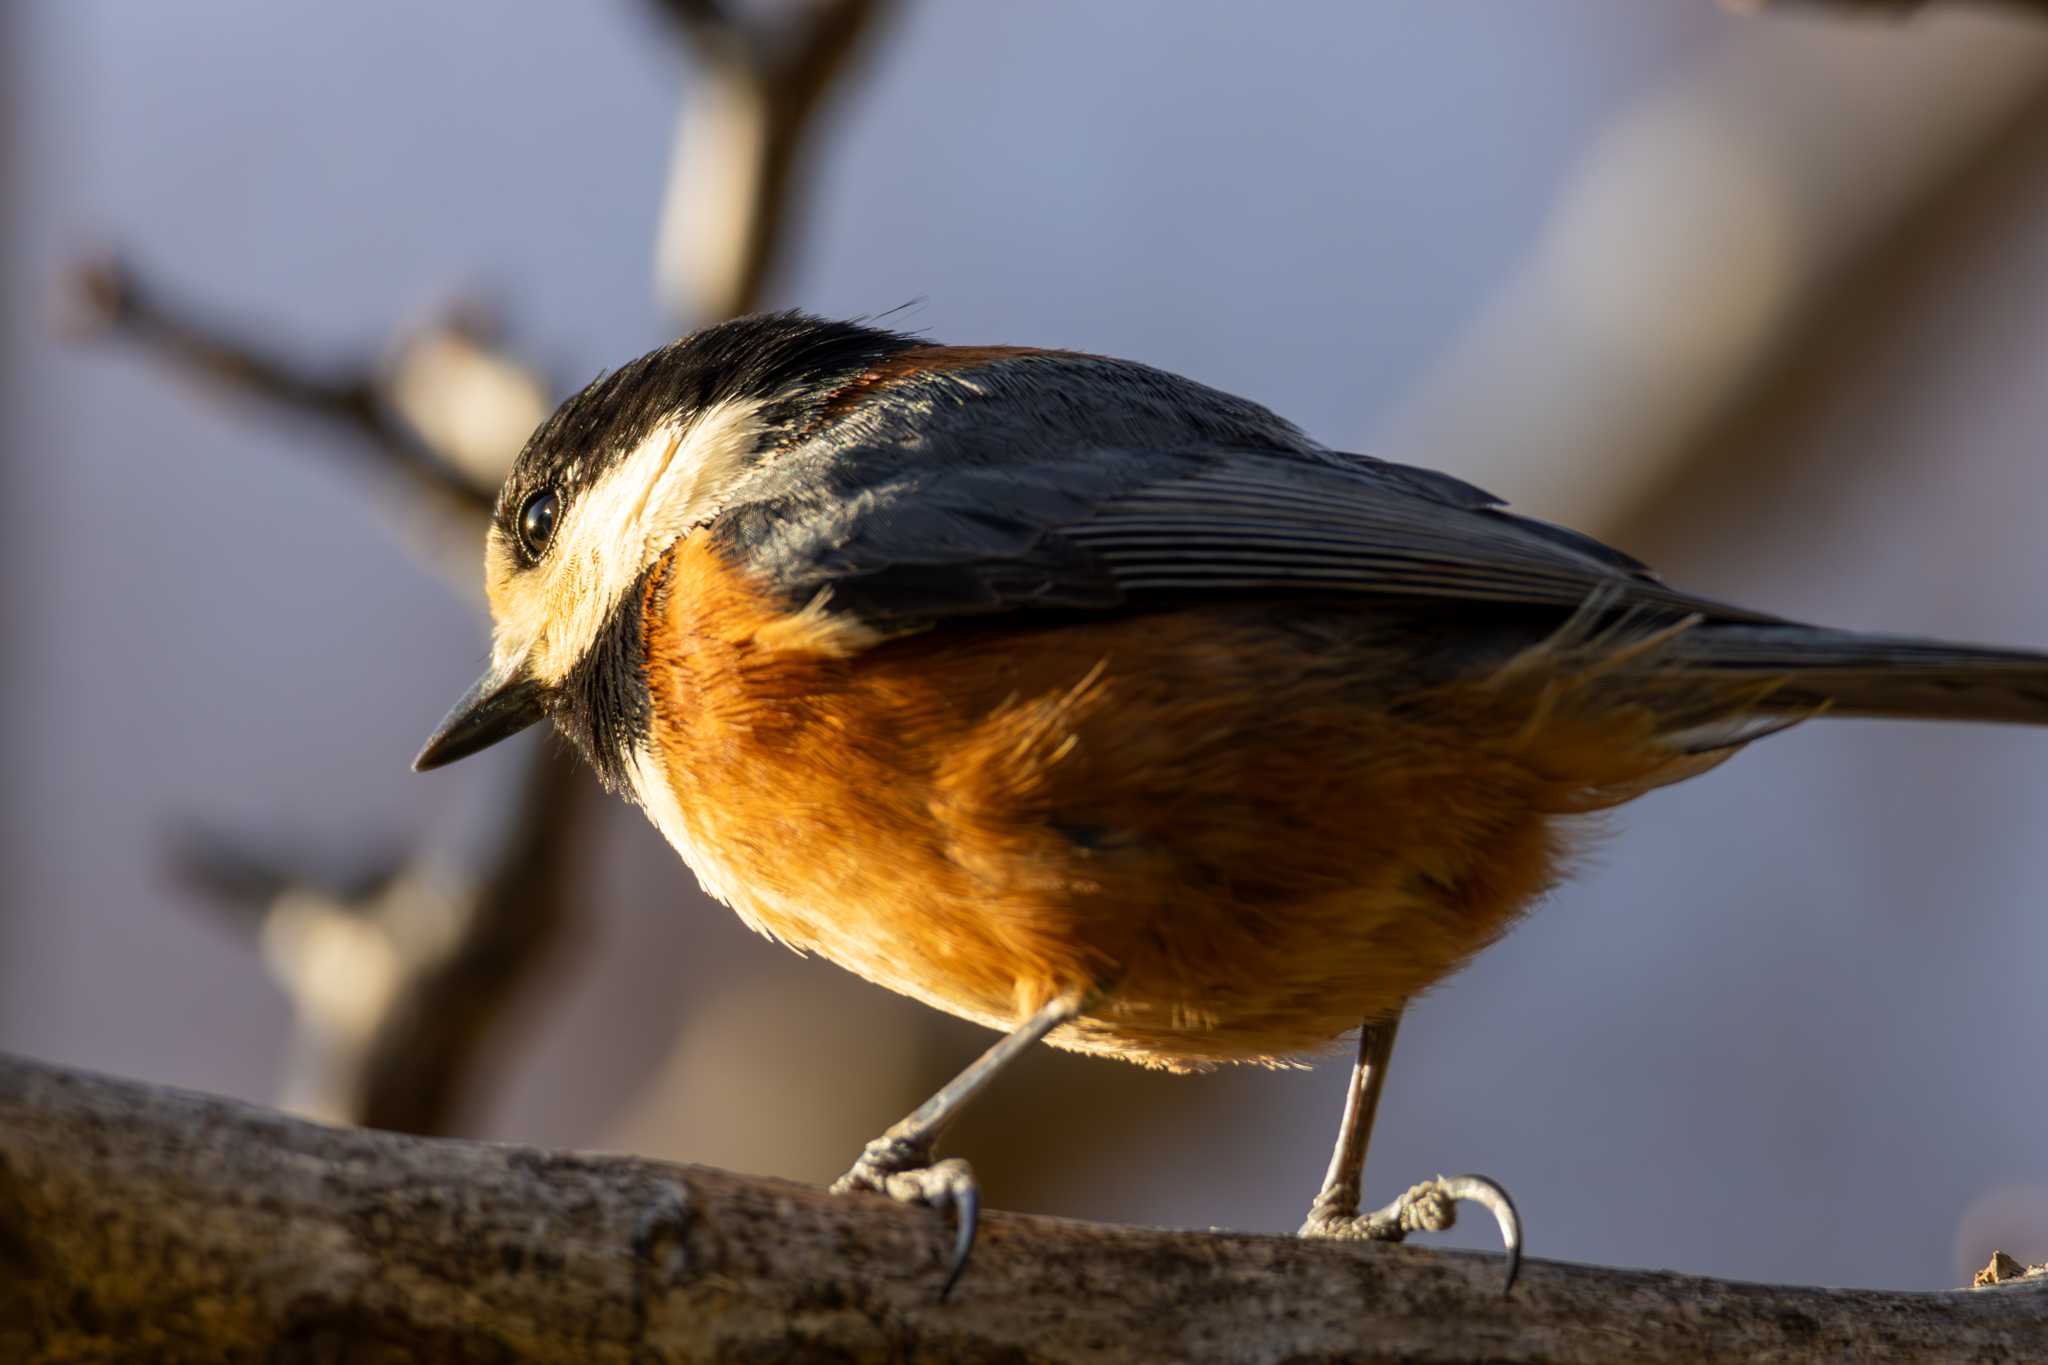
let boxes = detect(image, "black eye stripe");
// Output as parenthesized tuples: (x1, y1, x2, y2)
(518, 489, 560, 561)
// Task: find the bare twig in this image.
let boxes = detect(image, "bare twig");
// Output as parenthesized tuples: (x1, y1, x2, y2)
(59, 252, 591, 1137)
(1607, 75, 2048, 555)
(648, 0, 896, 319)
(56, 255, 528, 599)
(251, 742, 587, 1134)
(166, 824, 408, 926)
(59, 255, 495, 519)
(4, 1053, 2043, 1365)
(60, 1, 903, 1142)
(348, 746, 583, 1133)
(1723, 0, 2048, 16)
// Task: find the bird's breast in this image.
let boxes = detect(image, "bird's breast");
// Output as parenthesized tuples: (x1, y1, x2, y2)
(627, 536, 1700, 1068)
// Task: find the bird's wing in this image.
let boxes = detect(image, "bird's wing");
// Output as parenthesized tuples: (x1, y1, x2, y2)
(709, 445, 1779, 632)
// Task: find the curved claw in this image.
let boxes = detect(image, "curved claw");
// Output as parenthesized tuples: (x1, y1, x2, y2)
(1440, 1174, 1521, 1295)
(1321, 1173, 1524, 1297)
(832, 1145, 983, 1301)
(939, 1178, 979, 1302)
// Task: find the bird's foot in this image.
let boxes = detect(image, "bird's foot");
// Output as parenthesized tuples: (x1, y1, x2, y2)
(1300, 1174, 1523, 1294)
(830, 1134, 980, 1300)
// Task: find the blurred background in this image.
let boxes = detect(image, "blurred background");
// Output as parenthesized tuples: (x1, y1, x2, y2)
(4, 0, 2047, 1295)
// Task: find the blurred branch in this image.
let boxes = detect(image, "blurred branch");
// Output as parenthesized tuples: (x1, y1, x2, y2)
(344, 745, 582, 1133)
(168, 824, 409, 924)
(1725, 0, 2048, 15)
(648, 0, 896, 319)
(1372, 18, 2048, 539)
(60, 252, 580, 1137)
(55, 255, 540, 597)
(6, 1054, 2045, 1365)
(1608, 73, 2048, 556)
(222, 742, 585, 1134)
(58, 255, 496, 521)
(59, 1, 903, 1141)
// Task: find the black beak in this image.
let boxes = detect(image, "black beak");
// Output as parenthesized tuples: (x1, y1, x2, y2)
(412, 668, 550, 772)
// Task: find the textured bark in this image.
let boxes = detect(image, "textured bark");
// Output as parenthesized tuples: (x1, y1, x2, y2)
(2, 1053, 2042, 1364)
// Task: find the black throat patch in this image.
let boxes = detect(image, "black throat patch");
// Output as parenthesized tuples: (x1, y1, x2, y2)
(555, 560, 666, 792)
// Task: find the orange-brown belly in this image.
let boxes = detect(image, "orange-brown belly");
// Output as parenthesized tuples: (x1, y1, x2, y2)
(638, 540, 1700, 1068)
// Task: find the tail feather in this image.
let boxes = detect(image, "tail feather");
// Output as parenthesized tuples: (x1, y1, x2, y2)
(1667, 623, 2048, 727)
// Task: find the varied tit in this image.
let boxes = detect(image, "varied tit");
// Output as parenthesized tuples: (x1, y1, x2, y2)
(417, 311, 2048, 1296)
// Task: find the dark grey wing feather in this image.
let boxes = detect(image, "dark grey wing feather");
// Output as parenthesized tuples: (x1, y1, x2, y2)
(1063, 461, 1671, 606)
(716, 445, 1775, 630)
(707, 430, 2048, 731)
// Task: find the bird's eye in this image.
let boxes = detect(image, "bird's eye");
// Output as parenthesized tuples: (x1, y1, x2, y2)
(517, 489, 560, 559)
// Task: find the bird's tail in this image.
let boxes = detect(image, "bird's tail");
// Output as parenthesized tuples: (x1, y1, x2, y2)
(1467, 608, 2048, 806)
(1661, 621, 2048, 729)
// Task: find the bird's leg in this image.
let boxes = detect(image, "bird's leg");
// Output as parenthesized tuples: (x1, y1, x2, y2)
(832, 991, 1084, 1298)
(1299, 1011, 1524, 1294)
(1300, 1013, 1400, 1232)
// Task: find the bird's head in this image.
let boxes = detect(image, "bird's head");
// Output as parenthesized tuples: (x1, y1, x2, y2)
(411, 311, 917, 777)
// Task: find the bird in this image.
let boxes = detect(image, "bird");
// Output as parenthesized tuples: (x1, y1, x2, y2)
(415, 311, 2048, 1297)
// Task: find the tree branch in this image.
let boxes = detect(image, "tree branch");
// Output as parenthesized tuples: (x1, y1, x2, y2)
(251, 742, 590, 1135)
(57, 0, 902, 1145)
(1724, 0, 2048, 16)
(59, 255, 496, 523)
(648, 0, 896, 320)
(1, 1053, 2041, 1364)
(57, 253, 594, 1138)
